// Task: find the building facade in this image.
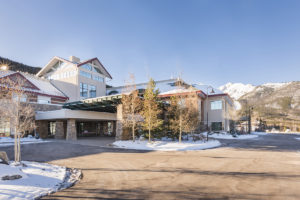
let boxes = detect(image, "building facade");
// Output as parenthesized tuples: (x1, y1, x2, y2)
(0, 55, 234, 140)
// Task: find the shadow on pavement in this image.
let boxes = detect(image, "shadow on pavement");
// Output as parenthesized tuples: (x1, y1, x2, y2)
(0, 141, 150, 162)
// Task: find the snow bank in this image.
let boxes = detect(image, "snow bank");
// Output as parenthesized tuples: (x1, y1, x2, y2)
(113, 140, 221, 151)
(204, 132, 258, 140)
(0, 136, 48, 147)
(295, 138, 300, 140)
(0, 161, 80, 200)
(252, 132, 268, 136)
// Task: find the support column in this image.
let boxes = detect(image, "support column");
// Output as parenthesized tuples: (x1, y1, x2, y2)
(115, 104, 123, 141)
(66, 119, 77, 140)
(55, 120, 64, 139)
(35, 120, 48, 139)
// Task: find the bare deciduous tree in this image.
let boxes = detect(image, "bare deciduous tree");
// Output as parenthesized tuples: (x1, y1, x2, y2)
(168, 92, 200, 142)
(0, 73, 35, 163)
(121, 74, 142, 142)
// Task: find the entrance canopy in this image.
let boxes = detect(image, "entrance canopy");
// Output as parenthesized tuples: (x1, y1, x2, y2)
(62, 94, 122, 113)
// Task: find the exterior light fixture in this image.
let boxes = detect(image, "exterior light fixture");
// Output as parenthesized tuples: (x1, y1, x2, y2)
(0, 65, 8, 70)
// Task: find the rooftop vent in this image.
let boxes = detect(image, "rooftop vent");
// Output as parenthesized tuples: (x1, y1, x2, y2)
(69, 56, 80, 63)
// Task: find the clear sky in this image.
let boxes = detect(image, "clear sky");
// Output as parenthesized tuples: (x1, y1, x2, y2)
(1, 0, 300, 87)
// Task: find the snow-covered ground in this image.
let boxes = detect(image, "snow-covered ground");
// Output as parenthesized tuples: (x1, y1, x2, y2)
(0, 136, 48, 147)
(0, 161, 81, 200)
(205, 132, 258, 140)
(113, 140, 221, 151)
(295, 138, 300, 140)
(252, 132, 269, 136)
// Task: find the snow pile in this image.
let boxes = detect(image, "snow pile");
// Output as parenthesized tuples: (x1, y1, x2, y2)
(218, 82, 255, 100)
(252, 132, 268, 136)
(0, 136, 48, 147)
(113, 140, 221, 151)
(205, 132, 258, 140)
(0, 161, 71, 200)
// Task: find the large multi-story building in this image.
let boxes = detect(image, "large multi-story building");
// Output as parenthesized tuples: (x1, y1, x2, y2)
(0, 55, 234, 140)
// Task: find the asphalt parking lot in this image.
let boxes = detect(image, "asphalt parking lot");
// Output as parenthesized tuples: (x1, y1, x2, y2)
(2, 133, 300, 200)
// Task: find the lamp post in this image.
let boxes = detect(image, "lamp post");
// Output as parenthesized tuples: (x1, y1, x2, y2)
(248, 106, 253, 134)
(206, 86, 215, 141)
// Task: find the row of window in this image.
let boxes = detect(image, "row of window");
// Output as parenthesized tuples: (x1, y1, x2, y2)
(211, 100, 222, 110)
(79, 70, 104, 83)
(80, 83, 96, 98)
(47, 70, 77, 80)
(80, 64, 102, 74)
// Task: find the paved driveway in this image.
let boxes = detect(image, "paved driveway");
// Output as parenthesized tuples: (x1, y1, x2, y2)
(1, 134, 300, 199)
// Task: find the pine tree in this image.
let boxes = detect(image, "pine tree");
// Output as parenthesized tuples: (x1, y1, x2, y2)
(141, 78, 163, 142)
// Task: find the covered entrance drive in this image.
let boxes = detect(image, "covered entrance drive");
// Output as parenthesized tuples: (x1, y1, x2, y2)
(35, 94, 122, 140)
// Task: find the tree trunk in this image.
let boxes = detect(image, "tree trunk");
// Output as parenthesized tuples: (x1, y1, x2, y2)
(148, 107, 151, 142)
(14, 128, 17, 162)
(17, 133, 21, 162)
(132, 122, 135, 142)
(179, 113, 182, 143)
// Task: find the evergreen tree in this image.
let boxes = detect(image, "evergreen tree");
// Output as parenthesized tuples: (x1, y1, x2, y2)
(141, 78, 163, 142)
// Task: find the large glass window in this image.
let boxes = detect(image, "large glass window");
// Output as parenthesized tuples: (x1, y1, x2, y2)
(80, 64, 92, 71)
(79, 70, 92, 79)
(89, 85, 96, 98)
(93, 75, 104, 83)
(48, 122, 56, 137)
(211, 100, 222, 110)
(0, 118, 10, 136)
(80, 83, 88, 97)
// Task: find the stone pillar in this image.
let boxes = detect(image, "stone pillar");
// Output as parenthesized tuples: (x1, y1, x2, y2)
(115, 104, 123, 141)
(66, 119, 77, 140)
(55, 120, 65, 139)
(112, 121, 117, 136)
(35, 120, 48, 139)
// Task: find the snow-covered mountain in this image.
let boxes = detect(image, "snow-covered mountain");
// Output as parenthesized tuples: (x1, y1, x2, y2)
(218, 82, 255, 100)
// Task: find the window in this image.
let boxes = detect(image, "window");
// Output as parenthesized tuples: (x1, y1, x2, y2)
(79, 70, 92, 79)
(89, 85, 96, 98)
(93, 75, 104, 82)
(211, 122, 223, 131)
(211, 100, 222, 110)
(12, 93, 27, 102)
(80, 83, 88, 97)
(93, 67, 102, 74)
(80, 64, 92, 71)
(0, 118, 10, 136)
(48, 122, 56, 137)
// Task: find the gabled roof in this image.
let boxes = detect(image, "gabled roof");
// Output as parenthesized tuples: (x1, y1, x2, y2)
(0, 70, 68, 99)
(36, 56, 112, 79)
(78, 57, 112, 79)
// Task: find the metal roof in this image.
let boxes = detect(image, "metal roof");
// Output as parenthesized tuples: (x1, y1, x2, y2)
(62, 94, 122, 113)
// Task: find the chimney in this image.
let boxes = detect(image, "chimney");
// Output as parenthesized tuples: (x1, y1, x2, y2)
(69, 56, 80, 63)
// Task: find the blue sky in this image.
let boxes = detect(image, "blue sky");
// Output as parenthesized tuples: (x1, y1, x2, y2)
(1, 0, 300, 87)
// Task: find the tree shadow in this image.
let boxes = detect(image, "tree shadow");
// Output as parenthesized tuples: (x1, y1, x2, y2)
(0, 141, 150, 163)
